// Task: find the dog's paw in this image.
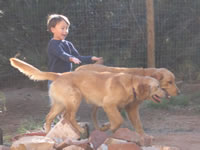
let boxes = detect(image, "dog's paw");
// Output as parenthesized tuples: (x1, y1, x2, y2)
(139, 134, 154, 146)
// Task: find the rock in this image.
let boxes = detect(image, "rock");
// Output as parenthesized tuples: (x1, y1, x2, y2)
(54, 138, 91, 150)
(0, 145, 10, 150)
(89, 130, 109, 149)
(111, 128, 153, 146)
(46, 118, 80, 142)
(142, 145, 180, 150)
(108, 143, 142, 150)
(111, 128, 141, 143)
(104, 138, 128, 145)
(12, 131, 46, 142)
(10, 136, 55, 150)
(62, 145, 85, 150)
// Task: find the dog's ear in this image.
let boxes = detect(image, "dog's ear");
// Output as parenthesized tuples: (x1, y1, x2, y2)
(151, 71, 163, 81)
(137, 83, 150, 100)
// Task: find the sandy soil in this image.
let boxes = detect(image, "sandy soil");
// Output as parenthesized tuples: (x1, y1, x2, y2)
(0, 81, 200, 150)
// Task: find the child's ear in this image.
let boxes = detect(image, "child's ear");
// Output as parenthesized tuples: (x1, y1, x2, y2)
(50, 27, 55, 33)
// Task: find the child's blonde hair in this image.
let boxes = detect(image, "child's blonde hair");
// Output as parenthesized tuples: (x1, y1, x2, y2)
(47, 14, 70, 32)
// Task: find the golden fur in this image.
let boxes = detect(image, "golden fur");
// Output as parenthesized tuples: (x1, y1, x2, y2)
(75, 64, 180, 132)
(10, 58, 166, 135)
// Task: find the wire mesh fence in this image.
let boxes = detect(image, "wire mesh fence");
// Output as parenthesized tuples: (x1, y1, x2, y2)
(0, 0, 200, 84)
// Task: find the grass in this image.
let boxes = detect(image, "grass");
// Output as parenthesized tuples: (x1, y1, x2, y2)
(145, 94, 190, 109)
(3, 118, 45, 146)
(16, 118, 44, 134)
(145, 91, 200, 110)
(3, 135, 12, 146)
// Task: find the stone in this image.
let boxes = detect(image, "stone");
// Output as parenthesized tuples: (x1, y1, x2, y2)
(111, 128, 141, 143)
(142, 145, 180, 150)
(108, 143, 142, 150)
(0, 145, 10, 150)
(10, 136, 55, 150)
(89, 130, 109, 149)
(104, 137, 128, 145)
(46, 118, 80, 142)
(111, 128, 153, 146)
(54, 138, 91, 150)
(62, 145, 84, 150)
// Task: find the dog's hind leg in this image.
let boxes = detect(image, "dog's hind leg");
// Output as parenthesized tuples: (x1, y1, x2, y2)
(92, 106, 110, 131)
(61, 87, 85, 134)
(45, 103, 64, 133)
(91, 106, 100, 130)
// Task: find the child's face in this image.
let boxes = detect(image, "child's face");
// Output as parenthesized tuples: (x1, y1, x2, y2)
(51, 20, 69, 40)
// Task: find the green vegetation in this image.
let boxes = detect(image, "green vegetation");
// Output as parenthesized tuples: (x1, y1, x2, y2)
(3, 118, 44, 146)
(16, 118, 44, 134)
(145, 94, 189, 109)
(3, 135, 12, 146)
(145, 91, 200, 110)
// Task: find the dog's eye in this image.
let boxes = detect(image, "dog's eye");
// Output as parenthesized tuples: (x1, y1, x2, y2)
(156, 85, 161, 89)
(168, 81, 172, 84)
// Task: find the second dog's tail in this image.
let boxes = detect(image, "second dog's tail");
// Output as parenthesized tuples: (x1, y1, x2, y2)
(10, 58, 60, 81)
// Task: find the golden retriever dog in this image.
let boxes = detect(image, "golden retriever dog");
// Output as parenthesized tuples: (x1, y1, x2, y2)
(75, 64, 180, 132)
(10, 58, 166, 135)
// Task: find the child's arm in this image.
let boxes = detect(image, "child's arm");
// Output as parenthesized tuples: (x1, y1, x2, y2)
(69, 57, 81, 64)
(68, 42, 102, 64)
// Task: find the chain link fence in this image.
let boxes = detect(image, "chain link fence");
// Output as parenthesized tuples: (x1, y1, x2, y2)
(0, 0, 200, 84)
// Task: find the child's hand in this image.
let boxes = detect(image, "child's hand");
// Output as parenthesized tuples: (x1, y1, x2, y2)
(70, 57, 81, 64)
(92, 57, 103, 64)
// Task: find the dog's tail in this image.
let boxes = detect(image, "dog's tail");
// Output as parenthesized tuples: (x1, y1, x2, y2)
(10, 58, 60, 81)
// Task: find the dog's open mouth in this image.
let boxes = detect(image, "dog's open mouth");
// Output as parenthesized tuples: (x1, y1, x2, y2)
(167, 95, 171, 99)
(151, 95, 161, 103)
(162, 88, 171, 99)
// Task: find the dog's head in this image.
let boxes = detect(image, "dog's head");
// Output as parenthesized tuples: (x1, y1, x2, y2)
(150, 68, 180, 98)
(135, 76, 166, 103)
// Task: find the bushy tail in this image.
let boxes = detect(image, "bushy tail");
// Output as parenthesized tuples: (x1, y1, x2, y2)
(10, 58, 60, 81)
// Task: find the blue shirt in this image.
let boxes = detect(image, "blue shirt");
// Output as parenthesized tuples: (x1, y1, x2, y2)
(47, 39, 92, 73)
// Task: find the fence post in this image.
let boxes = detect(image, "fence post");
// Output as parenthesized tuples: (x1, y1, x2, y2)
(146, 0, 155, 68)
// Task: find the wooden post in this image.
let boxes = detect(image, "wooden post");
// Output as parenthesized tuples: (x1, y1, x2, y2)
(146, 0, 155, 68)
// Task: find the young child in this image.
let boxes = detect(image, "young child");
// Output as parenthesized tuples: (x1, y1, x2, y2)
(47, 14, 102, 74)
(46, 14, 102, 106)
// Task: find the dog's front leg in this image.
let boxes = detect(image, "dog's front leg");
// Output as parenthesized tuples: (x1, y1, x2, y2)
(126, 102, 154, 146)
(103, 104, 123, 132)
(125, 101, 144, 135)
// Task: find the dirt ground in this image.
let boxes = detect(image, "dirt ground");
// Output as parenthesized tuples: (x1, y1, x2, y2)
(0, 80, 200, 150)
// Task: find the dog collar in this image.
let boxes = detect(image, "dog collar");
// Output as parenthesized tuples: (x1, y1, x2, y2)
(132, 88, 137, 100)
